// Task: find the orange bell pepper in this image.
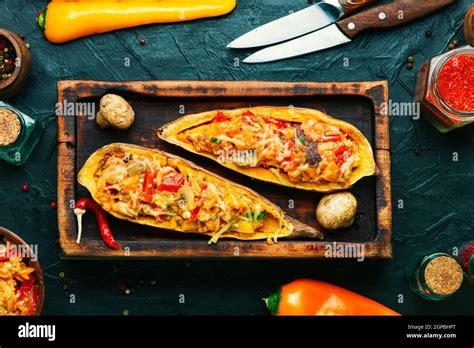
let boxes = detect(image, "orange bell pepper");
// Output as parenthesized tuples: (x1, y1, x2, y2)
(265, 279, 400, 316)
(38, 0, 237, 43)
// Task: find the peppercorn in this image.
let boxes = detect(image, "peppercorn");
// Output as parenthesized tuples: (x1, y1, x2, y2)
(406, 62, 413, 70)
(452, 39, 459, 47)
(21, 184, 29, 192)
(448, 43, 456, 50)
(425, 30, 432, 38)
(407, 56, 415, 63)
(51, 201, 57, 209)
(139, 39, 146, 46)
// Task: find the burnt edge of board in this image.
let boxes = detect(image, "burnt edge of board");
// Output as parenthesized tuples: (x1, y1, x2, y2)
(57, 80, 392, 259)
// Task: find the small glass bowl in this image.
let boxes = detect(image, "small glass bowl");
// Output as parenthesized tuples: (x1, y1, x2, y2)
(0, 101, 44, 166)
(406, 252, 463, 301)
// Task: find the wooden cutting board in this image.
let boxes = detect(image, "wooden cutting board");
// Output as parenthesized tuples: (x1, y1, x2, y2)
(57, 80, 391, 259)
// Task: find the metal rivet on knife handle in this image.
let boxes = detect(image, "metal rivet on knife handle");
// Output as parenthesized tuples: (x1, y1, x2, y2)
(337, 0, 455, 39)
(378, 12, 386, 20)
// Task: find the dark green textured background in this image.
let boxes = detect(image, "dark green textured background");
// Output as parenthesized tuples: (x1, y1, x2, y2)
(0, 0, 473, 315)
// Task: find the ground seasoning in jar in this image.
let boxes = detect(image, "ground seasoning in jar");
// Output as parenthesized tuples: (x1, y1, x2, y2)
(0, 101, 45, 166)
(424, 256, 463, 296)
(415, 46, 474, 133)
(0, 108, 21, 146)
(437, 54, 474, 113)
(407, 252, 464, 301)
(460, 242, 474, 282)
(0, 36, 16, 81)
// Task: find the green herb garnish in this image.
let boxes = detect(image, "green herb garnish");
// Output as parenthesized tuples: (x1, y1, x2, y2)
(210, 137, 222, 144)
(298, 136, 306, 145)
(255, 210, 267, 221)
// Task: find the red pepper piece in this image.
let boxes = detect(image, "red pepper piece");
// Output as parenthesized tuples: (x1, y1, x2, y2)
(241, 110, 256, 124)
(16, 275, 38, 316)
(264, 117, 288, 129)
(158, 173, 185, 193)
(142, 170, 157, 204)
(74, 198, 120, 250)
(319, 134, 342, 143)
(190, 205, 201, 221)
(212, 111, 229, 123)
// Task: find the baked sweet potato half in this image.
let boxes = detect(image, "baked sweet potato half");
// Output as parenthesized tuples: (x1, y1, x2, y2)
(78, 143, 323, 244)
(158, 107, 376, 192)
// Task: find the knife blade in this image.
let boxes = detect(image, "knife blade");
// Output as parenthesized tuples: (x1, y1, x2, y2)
(227, 0, 376, 49)
(244, 0, 455, 63)
(243, 25, 350, 63)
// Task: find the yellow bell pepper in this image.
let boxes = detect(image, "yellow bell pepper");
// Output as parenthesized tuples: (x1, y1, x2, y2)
(38, 0, 237, 43)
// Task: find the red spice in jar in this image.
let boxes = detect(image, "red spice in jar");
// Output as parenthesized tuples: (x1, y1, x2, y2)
(437, 54, 474, 113)
(460, 243, 474, 276)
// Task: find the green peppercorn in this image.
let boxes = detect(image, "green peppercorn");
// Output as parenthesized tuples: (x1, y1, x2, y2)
(406, 62, 414, 70)
(407, 56, 415, 63)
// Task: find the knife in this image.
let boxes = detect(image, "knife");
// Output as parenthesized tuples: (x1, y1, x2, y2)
(227, 0, 377, 49)
(244, 0, 455, 63)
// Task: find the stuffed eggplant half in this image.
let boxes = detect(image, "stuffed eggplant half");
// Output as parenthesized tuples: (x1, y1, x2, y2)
(159, 107, 376, 192)
(78, 143, 323, 244)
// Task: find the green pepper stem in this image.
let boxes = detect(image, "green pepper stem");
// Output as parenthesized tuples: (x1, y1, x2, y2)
(265, 288, 281, 315)
(37, 10, 46, 31)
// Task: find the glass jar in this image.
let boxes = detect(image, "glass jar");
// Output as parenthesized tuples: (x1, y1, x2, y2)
(406, 252, 464, 301)
(458, 241, 474, 283)
(0, 101, 44, 166)
(415, 46, 474, 133)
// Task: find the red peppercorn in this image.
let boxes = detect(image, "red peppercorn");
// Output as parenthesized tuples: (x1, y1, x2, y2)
(21, 184, 29, 192)
(139, 39, 146, 46)
(50, 201, 57, 209)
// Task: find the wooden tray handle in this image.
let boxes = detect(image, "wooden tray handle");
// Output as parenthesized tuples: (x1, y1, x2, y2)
(337, 0, 455, 39)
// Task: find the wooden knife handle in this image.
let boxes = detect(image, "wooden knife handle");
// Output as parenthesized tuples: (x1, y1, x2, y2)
(337, 0, 455, 39)
(465, 4, 474, 46)
(338, 0, 378, 16)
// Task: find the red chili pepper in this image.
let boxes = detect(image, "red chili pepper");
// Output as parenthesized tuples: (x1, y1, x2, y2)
(74, 198, 120, 250)
(142, 171, 157, 204)
(158, 173, 185, 193)
(0, 254, 9, 261)
(212, 111, 229, 123)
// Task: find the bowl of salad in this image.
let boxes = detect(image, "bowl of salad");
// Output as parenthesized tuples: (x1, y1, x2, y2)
(0, 227, 44, 315)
